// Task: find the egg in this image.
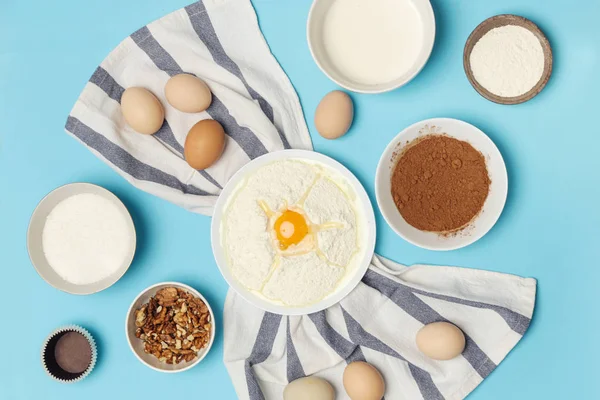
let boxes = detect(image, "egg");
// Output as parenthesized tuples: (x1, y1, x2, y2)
(274, 209, 309, 250)
(314, 90, 354, 139)
(416, 322, 466, 361)
(184, 119, 226, 169)
(165, 74, 212, 113)
(121, 87, 165, 135)
(343, 361, 385, 400)
(283, 376, 335, 400)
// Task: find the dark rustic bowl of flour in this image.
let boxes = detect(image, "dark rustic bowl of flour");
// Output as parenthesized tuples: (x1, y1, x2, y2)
(375, 118, 508, 251)
(464, 14, 552, 105)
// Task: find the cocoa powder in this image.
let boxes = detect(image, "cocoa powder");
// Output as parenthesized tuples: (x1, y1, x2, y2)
(391, 135, 490, 233)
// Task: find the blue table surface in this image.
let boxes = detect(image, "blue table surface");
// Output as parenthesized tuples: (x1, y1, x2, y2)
(1, 0, 599, 399)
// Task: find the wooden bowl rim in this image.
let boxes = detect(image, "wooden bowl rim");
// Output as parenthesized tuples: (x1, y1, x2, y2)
(463, 14, 553, 105)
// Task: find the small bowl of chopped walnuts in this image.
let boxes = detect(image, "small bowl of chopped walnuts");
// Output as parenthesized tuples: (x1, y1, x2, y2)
(125, 282, 215, 373)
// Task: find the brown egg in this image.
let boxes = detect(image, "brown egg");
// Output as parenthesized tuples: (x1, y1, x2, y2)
(314, 90, 354, 139)
(121, 87, 165, 135)
(343, 361, 385, 400)
(184, 119, 226, 169)
(165, 74, 212, 113)
(416, 322, 466, 361)
(284, 377, 335, 400)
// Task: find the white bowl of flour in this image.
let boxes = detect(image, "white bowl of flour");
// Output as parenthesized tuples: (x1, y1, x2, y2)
(28, 183, 136, 295)
(212, 150, 376, 315)
(307, 0, 436, 93)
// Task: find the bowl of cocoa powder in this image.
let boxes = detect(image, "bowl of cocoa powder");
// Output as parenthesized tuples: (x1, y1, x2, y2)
(375, 118, 507, 250)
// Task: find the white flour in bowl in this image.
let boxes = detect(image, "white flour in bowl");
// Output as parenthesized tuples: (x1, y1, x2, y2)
(469, 25, 544, 97)
(42, 193, 132, 285)
(221, 160, 362, 307)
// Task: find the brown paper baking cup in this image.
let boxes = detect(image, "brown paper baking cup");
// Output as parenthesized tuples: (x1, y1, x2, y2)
(41, 325, 97, 383)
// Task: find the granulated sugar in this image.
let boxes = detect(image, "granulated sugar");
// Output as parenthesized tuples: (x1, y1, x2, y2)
(470, 25, 544, 97)
(42, 193, 132, 285)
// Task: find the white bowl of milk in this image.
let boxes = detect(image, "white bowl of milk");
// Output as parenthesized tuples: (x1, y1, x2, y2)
(307, 0, 435, 93)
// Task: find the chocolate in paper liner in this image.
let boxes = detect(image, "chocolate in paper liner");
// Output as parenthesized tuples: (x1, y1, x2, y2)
(41, 325, 97, 383)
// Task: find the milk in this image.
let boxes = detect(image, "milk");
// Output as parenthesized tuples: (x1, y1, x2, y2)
(323, 0, 424, 85)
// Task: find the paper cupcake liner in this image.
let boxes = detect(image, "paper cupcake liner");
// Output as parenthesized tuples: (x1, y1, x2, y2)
(41, 325, 97, 384)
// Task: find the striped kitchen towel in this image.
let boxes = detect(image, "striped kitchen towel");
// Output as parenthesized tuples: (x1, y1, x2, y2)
(65, 0, 537, 399)
(225, 255, 535, 400)
(66, 0, 311, 215)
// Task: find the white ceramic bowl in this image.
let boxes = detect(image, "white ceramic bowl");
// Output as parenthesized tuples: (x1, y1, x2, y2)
(375, 118, 508, 251)
(27, 183, 136, 295)
(307, 0, 436, 93)
(125, 282, 216, 373)
(211, 150, 376, 316)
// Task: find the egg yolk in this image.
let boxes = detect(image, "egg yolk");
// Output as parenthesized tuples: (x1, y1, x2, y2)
(274, 210, 309, 250)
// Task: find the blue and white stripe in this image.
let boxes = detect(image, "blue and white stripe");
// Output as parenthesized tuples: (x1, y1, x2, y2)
(224, 256, 536, 400)
(65, 0, 310, 215)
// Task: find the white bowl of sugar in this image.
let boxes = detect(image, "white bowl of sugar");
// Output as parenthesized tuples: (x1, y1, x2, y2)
(307, 0, 436, 94)
(27, 183, 136, 295)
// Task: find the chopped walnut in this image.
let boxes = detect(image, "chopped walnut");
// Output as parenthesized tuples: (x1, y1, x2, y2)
(136, 287, 211, 365)
(135, 305, 147, 327)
